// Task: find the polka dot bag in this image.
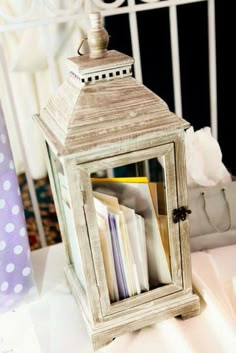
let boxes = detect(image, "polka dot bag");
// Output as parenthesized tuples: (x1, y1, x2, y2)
(0, 102, 36, 313)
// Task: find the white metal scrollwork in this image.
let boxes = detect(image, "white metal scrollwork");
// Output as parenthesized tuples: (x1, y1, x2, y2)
(92, 0, 126, 9)
(140, 0, 161, 3)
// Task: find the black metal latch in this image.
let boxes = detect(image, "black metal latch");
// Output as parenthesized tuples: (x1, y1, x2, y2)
(172, 207, 192, 223)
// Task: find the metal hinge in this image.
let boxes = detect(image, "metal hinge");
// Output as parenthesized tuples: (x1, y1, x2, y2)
(172, 206, 192, 223)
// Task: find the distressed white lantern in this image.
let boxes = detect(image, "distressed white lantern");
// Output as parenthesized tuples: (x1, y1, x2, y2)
(34, 12, 200, 352)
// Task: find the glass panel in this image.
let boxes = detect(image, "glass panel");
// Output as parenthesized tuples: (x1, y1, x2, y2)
(91, 157, 171, 303)
(58, 172, 86, 290)
(47, 146, 86, 290)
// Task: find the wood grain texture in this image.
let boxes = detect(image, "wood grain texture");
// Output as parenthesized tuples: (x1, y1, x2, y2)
(78, 166, 111, 316)
(65, 263, 199, 351)
(163, 144, 183, 286)
(179, 307, 201, 320)
(174, 131, 193, 292)
(35, 49, 189, 157)
(63, 158, 103, 324)
(68, 50, 134, 75)
(81, 143, 172, 174)
(90, 292, 200, 351)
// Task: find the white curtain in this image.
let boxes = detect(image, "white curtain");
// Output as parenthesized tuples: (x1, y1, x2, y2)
(0, 0, 90, 179)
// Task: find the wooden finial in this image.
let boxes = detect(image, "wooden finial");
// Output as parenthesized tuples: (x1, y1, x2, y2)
(87, 12, 109, 59)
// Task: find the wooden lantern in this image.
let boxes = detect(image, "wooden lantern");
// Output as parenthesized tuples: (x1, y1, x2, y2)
(34, 12, 200, 351)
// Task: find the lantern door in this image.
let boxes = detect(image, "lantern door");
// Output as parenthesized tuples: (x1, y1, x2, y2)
(46, 144, 104, 324)
(75, 135, 192, 320)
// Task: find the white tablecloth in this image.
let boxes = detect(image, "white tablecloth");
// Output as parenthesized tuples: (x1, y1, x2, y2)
(0, 243, 236, 353)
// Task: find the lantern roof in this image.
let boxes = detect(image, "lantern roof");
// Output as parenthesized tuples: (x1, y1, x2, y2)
(36, 49, 189, 157)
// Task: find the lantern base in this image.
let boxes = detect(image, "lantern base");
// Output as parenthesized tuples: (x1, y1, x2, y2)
(64, 265, 200, 352)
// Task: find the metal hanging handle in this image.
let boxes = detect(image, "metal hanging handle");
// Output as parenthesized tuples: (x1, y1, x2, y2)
(77, 37, 87, 56)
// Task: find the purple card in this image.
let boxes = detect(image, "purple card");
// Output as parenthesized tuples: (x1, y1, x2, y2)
(108, 213, 129, 299)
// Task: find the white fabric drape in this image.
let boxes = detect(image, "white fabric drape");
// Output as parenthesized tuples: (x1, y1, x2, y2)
(0, 1, 90, 178)
(101, 245, 236, 353)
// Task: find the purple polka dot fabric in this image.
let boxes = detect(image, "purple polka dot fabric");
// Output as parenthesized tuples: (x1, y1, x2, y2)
(0, 102, 36, 313)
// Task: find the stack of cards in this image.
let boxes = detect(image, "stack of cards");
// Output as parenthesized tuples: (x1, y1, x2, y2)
(92, 177, 171, 302)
